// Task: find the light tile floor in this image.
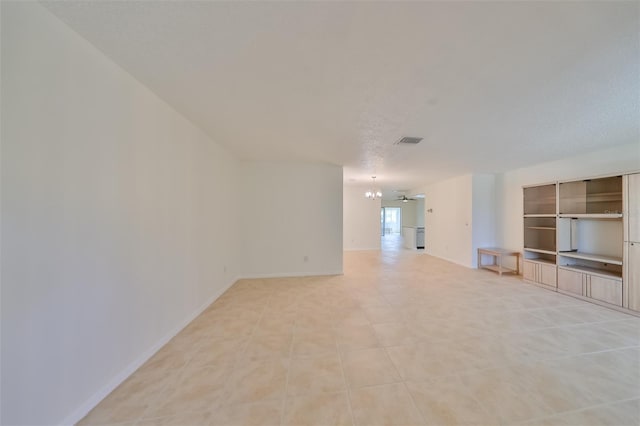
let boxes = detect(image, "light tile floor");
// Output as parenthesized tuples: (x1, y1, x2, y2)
(80, 250, 640, 425)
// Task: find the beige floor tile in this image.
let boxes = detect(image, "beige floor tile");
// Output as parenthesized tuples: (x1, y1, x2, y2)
(211, 400, 283, 426)
(78, 370, 179, 425)
(80, 249, 640, 426)
(349, 383, 423, 426)
(363, 306, 401, 324)
(342, 348, 401, 388)
(254, 314, 296, 335)
(334, 310, 371, 327)
(528, 308, 585, 327)
(526, 398, 640, 426)
(562, 304, 631, 323)
(291, 330, 337, 357)
(77, 421, 135, 426)
(143, 364, 230, 419)
(189, 338, 246, 367)
(137, 410, 213, 426)
(287, 353, 346, 396)
(458, 367, 555, 424)
(135, 346, 190, 377)
(373, 322, 415, 347)
(204, 316, 259, 339)
(603, 318, 640, 343)
(224, 358, 288, 405)
(335, 324, 381, 352)
(385, 344, 454, 381)
(243, 332, 292, 360)
(78, 402, 148, 426)
(406, 378, 498, 425)
(283, 392, 352, 426)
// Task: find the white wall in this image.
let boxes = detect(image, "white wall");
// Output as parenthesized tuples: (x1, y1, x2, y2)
(240, 162, 343, 277)
(421, 175, 474, 267)
(497, 142, 640, 256)
(471, 174, 497, 266)
(381, 200, 418, 228)
(1, 3, 241, 424)
(343, 186, 381, 250)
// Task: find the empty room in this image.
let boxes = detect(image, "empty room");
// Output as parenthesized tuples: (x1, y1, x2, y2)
(2, 1, 640, 425)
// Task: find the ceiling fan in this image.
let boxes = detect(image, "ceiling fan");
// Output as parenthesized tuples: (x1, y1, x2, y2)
(397, 195, 416, 203)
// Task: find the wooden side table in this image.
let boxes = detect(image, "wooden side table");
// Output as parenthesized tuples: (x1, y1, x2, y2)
(477, 248, 521, 276)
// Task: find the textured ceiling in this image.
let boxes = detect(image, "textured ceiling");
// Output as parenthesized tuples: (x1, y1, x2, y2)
(43, 1, 640, 193)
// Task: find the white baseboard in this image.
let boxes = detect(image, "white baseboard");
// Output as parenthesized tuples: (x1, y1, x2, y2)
(61, 276, 239, 426)
(343, 247, 380, 251)
(237, 270, 344, 280)
(429, 254, 473, 269)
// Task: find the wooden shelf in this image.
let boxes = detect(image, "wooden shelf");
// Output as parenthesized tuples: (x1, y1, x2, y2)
(524, 257, 556, 266)
(524, 248, 557, 255)
(558, 265, 622, 280)
(481, 264, 518, 275)
(558, 251, 623, 265)
(527, 226, 556, 230)
(524, 214, 557, 218)
(562, 192, 621, 199)
(558, 213, 623, 219)
(587, 191, 622, 200)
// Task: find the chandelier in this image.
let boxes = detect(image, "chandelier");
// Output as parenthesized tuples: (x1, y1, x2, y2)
(365, 176, 382, 199)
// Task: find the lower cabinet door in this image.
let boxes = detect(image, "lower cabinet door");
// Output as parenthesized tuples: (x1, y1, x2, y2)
(590, 275, 622, 306)
(628, 242, 640, 311)
(558, 268, 583, 295)
(539, 264, 557, 287)
(523, 261, 537, 282)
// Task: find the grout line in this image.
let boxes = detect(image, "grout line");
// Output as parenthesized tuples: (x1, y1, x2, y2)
(401, 378, 426, 425)
(381, 345, 428, 424)
(134, 327, 217, 423)
(335, 338, 357, 426)
(279, 314, 296, 426)
(449, 372, 497, 425)
(214, 297, 268, 411)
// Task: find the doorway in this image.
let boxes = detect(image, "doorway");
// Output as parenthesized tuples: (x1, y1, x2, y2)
(381, 207, 402, 236)
(381, 207, 402, 251)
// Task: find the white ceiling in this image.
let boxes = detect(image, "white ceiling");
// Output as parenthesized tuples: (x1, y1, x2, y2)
(43, 1, 640, 194)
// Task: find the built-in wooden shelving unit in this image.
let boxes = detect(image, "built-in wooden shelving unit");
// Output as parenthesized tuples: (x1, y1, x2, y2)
(523, 173, 640, 315)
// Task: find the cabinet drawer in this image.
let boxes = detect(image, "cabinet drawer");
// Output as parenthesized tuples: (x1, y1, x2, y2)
(590, 275, 622, 306)
(558, 268, 583, 295)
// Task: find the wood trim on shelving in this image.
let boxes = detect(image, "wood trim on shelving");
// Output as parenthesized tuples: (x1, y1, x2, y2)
(524, 248, 557, 255)
(558, 213, 623, 219)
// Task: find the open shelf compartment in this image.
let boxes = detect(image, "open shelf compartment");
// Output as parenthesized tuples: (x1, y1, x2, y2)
(558, 253, 622, 278)
(524, 217, 556, 253)
(523, 249, 556, 264)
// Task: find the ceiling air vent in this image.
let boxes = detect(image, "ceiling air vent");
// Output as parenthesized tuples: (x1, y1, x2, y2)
(395, 136, 423, 145)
